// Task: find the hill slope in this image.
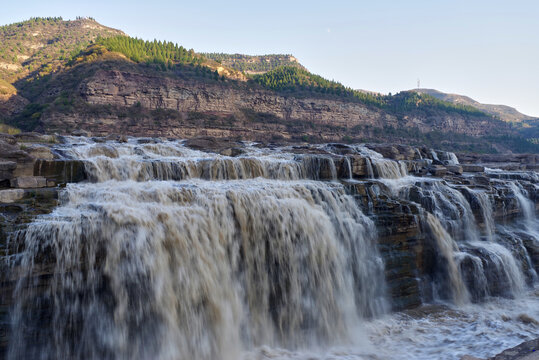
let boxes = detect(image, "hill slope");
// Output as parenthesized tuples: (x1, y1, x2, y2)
(0, 17, 125, 83)
(414, 88, 537, 124)
(0, 18, 537, 153)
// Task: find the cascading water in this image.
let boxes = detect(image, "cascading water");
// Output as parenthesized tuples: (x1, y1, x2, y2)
(4, 137, 538, 360)
(8, 138, 387, 360)
(380, 176, 531, 303)
(425, 213, 470, 304)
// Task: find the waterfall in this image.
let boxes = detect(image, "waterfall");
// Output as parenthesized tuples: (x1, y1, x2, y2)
(509, 182, 536, 226)
(8, 140, 388, 360)
(379, 176, 530, 303)
(4, 137, 537, 360)
(472, 190, 495, 240)
(425, 213, 470, 304)
(435, 151, 459, 165)
(372, 159, 408, 179)
(352, 146, 408, 179)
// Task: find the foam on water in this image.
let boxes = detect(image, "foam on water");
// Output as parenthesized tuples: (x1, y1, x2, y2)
(6, 137, 538, 360)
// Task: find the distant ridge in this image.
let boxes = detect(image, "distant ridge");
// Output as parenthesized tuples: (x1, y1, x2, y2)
(202, 53, 305, 74)
(414, 88, 537, 124)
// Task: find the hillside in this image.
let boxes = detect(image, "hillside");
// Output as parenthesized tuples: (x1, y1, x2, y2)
(414, 88, 537, 123)
(0, 17, 125, 83)
(0, 18, 537, 153)
(414, 88, 539, 147)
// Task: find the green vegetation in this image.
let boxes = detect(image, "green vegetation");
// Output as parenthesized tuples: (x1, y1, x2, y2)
(484, 135, 539, 153)
(4, 103, 48, 131)
(94, 36, 204, 68)
(0, 78, 16, 95)
(0, 123, 21, 135)
(387, 91, 486, 117)
(253, 66, 386, 107)
(253, 66, 488, 117)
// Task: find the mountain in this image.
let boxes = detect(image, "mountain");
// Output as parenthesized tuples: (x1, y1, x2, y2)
(414, 88, 537, 124)
(0, 17, 124, 83)
(0, 18, 537, 153)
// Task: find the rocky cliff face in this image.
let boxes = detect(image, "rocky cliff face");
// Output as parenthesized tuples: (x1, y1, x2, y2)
(39, 68, 503, 141)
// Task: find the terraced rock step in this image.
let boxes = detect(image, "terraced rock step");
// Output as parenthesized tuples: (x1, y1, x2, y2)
(0, 134, 537, 360)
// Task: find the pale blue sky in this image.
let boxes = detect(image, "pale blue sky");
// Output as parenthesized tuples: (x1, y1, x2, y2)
(1, 0, 538, 116)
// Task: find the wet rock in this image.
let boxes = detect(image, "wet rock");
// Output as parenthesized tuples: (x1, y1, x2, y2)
(136, 137, 161, 144)
(0, 161, 17, 181)
(489, 338, 539, 360)
(104, 134, 121, 141)
(300, 155, 337, 180)
(0, 140, 32, 162)
(428, 165, 447, 177)
(12, 160, 35, 177)
(23, 144, 55, 160)
(366, 144, 417, 161)
(218, 147, 245, 157)
(517, 314, 539, 325)
(10, 176, 47, 189)
(34, 160, 87, 184)
(521, 236, 539, 274)
(462, 164, 485, 172)
(0, 189, 24, 203)
(406, 159, 430, 176)
(473, 175, 492, 186)
(87, 144, 119, 158)
(349, 155, 369, 178)
(71, 129, 91, 137)
(0, 133, 17, 145)
(184, 137, 242, 154)
(446, 165, 463, 175)
(348, 181, 424, 310)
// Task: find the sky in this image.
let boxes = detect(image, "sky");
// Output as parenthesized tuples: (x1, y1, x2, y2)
(1, 0, 538, 116)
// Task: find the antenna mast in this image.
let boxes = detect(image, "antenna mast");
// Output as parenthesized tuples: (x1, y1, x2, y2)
(417, 78, 420, 89)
